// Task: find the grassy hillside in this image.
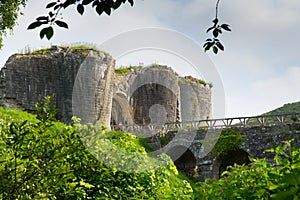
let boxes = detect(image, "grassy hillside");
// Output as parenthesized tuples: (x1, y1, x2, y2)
(264, 101, 300, 115)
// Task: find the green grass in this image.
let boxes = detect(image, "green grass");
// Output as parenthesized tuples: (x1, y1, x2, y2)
(180, 76, 213, 88)
(19, 45, 108, 56)
(0, 107, 38, 122)
(115, 66, 141, 76)
(264, 101, 300, 115)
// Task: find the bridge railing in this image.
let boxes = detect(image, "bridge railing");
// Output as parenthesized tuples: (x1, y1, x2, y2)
(164, 113, 300, 130)
(112, 113, 300, 132)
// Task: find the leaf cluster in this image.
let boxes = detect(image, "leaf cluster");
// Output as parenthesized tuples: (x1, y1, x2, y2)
(27, 0, 135, 40)
(211, 128, 245, 157)
(0, 0, 27, 48)
(203, 18, 231, 54)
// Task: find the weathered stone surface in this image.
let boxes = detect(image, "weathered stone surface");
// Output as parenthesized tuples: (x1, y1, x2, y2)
(0, 47, 115, 127)
(112, 66, 212, 126)
(191, 124, 300, 181)
(179, 77, 212, 122)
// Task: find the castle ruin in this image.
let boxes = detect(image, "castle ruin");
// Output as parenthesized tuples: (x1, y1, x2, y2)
(0, 46, 212, 128)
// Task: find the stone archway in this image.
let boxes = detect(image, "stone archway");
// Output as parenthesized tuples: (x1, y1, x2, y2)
(167, 146, 197, 177)
(130, 83, 178, 125)
(212, 149, 251, 179)
(111, 93, 133, 128)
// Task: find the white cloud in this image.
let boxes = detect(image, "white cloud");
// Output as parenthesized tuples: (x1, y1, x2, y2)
(251, 66, 300, 111)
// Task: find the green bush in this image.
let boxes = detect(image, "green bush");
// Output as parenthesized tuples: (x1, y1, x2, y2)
(0, 98, 193, 199)
(211, 128, 245, 157)
(196, 140, 300, 199)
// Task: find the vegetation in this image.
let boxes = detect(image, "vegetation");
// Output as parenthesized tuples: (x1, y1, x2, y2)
(1, 96, 299, 199)
(203, 0, 231, 54)
(211, 129, 245, 157)
(264, 101, 300, 116)
(21, 45, 101, 55)
(181, 76, 213, 88)
(115, 65, 141, 76)
(24, 0, 229, 54)
(196, 140, 300, 199)
(0, 0, 230, 53)
(0, 0, 27, 48)
(148, 63, 169, 69)
(0, 97, 193, 199)
(244, 101, 300, 126)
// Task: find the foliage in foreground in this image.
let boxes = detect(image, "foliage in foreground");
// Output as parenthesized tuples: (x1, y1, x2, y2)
(0, 0, 27, 48)
(0, 100, 193, 199)
(197, 140, 300, 199)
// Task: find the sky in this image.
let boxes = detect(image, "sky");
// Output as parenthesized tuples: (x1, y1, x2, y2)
(0, 0, 300, 118)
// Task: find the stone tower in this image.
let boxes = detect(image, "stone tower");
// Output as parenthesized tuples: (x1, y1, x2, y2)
(0, 46, 115, 127)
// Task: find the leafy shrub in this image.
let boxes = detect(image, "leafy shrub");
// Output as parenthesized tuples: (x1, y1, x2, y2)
(0, 97, 193, 199)
(211, 128, 245, 157)
(196, 140, 300, 199)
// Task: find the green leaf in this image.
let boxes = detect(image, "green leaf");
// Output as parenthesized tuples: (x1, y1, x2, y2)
(128, 0, 134, 6)
(282, 173, 300, 185)
(82, 0, 94, 5)
(46, 2, 57, 8)
(113, 0, 123, 9)
(92, 0, 99, 7)
(216, 42, 224, 51)
(221, 24, 231, 31)
(55, 20, 68, 29)
(54, 4, 60, 10)
(36, 16, 49, 22)
(268, 184, 280, 190)
(213, 28, 219, 38)
(40, 27, 54, 40)
(270, 187, 299, 200)
(96, 4, 104, 15)
(104, 6, 112, 15)
(27, 21, 43, 30)
(20, 120, 28, 128)
(77, 4, 84, 15)
(213, 46, 218, 54)
(203, 42, 214, 52)
(206, 26, 214, 33)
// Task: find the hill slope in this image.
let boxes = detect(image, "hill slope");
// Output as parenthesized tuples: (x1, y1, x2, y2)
(263, 101, 300, 115)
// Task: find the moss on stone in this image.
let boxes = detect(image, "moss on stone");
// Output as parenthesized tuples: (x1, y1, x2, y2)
(115, 66, 141, 76)
(19, 45, 109, 57)
(180, 76, 213, 88)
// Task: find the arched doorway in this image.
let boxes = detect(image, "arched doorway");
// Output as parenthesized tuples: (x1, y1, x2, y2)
(111, 93, 133, 129)
(167, 146, 197, 177)
(130, 83, 178, 125)
(213, 149, 251, 178)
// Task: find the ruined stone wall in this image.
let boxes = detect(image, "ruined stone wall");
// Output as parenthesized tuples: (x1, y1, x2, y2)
(112, 66, 212, 126)
(0, 47, 115, 126)
(1, 49, 212, 128)
(179, 78, 212, 122)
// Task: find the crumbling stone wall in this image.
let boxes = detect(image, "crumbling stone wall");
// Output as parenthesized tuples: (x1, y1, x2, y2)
(0, 48, 212, 129)
(0, 47, 115, 127)
(112, 66, 212, 126)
